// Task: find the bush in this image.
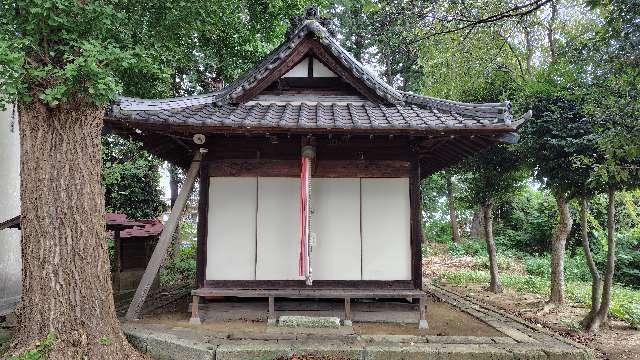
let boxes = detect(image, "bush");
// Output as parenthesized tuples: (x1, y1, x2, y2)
(523, 254, 591, 282)
(472, 254, 517, 271)
(448, 239, 486, 257)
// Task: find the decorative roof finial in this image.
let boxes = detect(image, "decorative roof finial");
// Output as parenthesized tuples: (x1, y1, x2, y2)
(286, 5, 337, 38)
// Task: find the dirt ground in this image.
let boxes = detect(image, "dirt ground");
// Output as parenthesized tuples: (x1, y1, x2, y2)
(423, 247, 640, 360)
(141, 294, 501, 337)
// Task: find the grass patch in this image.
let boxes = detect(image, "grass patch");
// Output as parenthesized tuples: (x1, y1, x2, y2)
(435, 270, 640, 329)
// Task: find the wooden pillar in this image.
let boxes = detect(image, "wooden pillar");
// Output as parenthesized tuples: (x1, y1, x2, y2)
(125, 150, 204, 320)
(189, 295, 201, 325)
(344, 297, 352, 326)
(268, 296, 276, 325)
(418, 297, 428, 330)
(195, 158, 209, 289)
(409, 158, 424, 290)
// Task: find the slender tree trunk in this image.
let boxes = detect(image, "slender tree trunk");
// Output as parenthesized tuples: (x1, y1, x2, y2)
(587, 188, 617, 333)
(446, 176, 461, 243)
(12, 100, 143, 359)
(470, 207, 485, 240)
(524, 27, 534, 75)
(547, 0, 557, 64)
(482, 200, 502, 293)
(168, 165, 182, 260)
(549, 192, 572, 305)
(579, 197, 602, 328)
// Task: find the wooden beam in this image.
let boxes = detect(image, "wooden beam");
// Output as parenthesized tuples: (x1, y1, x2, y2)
(409, 158, 423, 290)
(125, 150, 204, 320)
(196, 159, 210, 288)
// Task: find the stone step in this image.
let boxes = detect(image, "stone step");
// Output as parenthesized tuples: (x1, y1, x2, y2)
(277, 315, 342, 328)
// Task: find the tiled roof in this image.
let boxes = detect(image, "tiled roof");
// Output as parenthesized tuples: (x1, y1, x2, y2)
(108, 93, 517, 132)
(105, 8, 522, 133)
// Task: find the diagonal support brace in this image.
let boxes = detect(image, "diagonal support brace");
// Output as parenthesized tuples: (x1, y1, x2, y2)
(125, 150, 204, 320)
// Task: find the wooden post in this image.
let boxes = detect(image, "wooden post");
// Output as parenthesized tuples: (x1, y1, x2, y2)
(195, 160, 209, 289)
(189, 295, 201, 325)
(125, 150, 204, 320)
(344, 297, 352, 326)
(409, 158, 424, 290)
(418, 297, 428, 330)
(113, 230, 121, 294)
(267, 296, 276, 325)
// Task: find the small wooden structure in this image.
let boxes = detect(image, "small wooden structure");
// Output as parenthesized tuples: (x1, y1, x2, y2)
(107, 214, 163, 293)
(105, 7, 526, 327)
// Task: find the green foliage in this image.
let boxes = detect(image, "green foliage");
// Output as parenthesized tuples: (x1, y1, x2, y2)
(102, 135, 165, 219)
(447, 240, 486, 257)
(160, 220, 197, 285)
(459, 145, 529, 208)
(518, 75, 600, 198)
(9, 331, 56, 360)
(0, 0, 312, 107)
(98, 336, 111, 346)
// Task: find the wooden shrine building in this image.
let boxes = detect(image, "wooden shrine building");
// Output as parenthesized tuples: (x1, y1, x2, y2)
(105, 7, 527, 328)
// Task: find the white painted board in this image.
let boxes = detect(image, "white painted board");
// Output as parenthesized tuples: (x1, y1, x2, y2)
(256, 177, 302, 280)
(312, 178, 361, 280)
(283, 57, 310, 78)
(361, 178, 411, 280)
(206, 177, 257, 280)
(313, 59, 337, 77)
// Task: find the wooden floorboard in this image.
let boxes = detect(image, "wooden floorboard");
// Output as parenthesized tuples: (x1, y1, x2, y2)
(192, 288, 425, 298)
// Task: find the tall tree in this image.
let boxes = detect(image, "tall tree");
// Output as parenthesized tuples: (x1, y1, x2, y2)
(460, 145, 528, 293)
(519, 80, 597, 306)
(575, 0, 640, 332)
(0, 1, 306, 357)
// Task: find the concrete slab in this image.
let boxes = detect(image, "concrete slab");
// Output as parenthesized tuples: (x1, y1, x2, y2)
(216, 342, 292, 360)
(278, 315, 341, 328)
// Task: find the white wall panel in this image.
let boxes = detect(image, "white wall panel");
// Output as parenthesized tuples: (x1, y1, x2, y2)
(256, 178, 302, 280)
(312, 178, 361, 280)
(283, 57, 309, 78)
(206, 177, 257, 280)
(313, 60, 337, 77)
(361, 178, 411, 280)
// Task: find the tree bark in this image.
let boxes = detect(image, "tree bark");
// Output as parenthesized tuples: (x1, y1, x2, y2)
(470, 207, 486, 240)
(547, 0, 557, 64)
(446, 176, 461, 243)
(482, 200, 502, 293)
(12, 100, 143, 359)
(524, 26, 534, 75)
(587, 188, 616, 333)
(168, 164, 181, 260)
(549, 192, 572, 305)
(579, 197, 602, 329)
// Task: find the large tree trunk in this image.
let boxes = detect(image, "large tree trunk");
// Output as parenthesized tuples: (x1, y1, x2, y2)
(446, 176, 461, 243)
(12, 100, 143, 359)
(549, 192, 573, 305)
(579, 197, 602, 328)
(482, 200, 502, 293)
(587, 188, 617, 333)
